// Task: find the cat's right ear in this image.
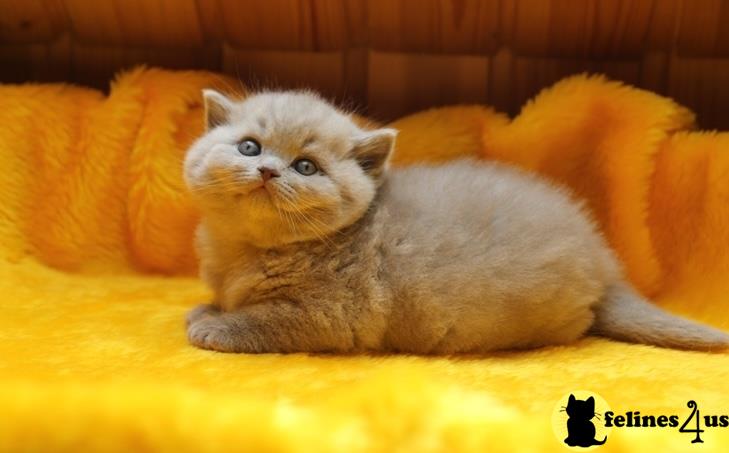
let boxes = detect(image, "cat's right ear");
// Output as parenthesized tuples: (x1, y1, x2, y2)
(352, 128, 398, 178)
(568, 394, 576, 403)
(202, 89, 235, 130)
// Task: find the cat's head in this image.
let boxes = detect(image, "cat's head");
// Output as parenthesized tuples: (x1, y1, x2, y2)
(184, 89, 396, 248)
(565, 394, 596, 419)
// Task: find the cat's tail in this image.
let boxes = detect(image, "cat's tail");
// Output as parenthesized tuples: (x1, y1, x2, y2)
(590, 283, 729, 351)
(593, 437, 607, 446)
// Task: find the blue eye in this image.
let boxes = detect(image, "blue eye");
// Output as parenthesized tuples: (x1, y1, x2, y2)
(293, 159, 318, 176)
(238, 139, 261, 156)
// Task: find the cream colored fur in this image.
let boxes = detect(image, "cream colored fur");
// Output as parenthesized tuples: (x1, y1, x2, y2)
(183, 90, 729, 354)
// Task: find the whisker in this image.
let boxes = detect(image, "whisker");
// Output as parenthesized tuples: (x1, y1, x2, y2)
(278, 196, 336, 248)
(290, 208, 333, 247)
(282, 204, 299, 236)
(187, 178, 257, 196)
(274, 192, 304, 238)
(276, 191, 346, 238)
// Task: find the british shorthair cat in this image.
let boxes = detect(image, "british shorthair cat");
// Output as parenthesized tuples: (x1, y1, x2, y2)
(183, 89, 729, 354)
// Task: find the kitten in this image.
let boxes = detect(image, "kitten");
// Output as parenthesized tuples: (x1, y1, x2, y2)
(183, 89, 729, 354)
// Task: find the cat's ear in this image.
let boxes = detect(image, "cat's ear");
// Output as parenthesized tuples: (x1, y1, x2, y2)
(202, 89, 235, 130)
(352, 128, 397, 178)
(587, 396, 595, 407)
(568, 394, 576, 403)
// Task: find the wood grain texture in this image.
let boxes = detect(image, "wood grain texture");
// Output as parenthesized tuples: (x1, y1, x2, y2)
(369, 0, 500, 53)
(0, 0, 67, 43)
(194, 0, 224, 42)
(221, 46, 346, 99)
(667, 56, 729, 129)
(0, 0, 728, 128)
(0, 34, 71, 83)
(71, 44, 220, 88)
(677, 0, 729, 56)
(64, 0, 206, 46)
(368, 51, 489, 120)
(507, 0, 680, 58)
(486, 48, 644, 116)
(219, 0, 359, 50)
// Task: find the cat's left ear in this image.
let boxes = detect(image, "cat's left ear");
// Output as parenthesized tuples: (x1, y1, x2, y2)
(202, 89, 235, 130)
(587, 396, 595, 407)
(352, 128, 398, 178)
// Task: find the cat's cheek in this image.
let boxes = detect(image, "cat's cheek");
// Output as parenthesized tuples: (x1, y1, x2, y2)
(184, 147, 211, 186)
(185, 153, 216, 185)
(206, 146, 239, 171)
(210, 143, 232, 154)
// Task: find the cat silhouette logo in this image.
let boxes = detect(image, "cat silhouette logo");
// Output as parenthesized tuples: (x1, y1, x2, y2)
(552, 391, 612, 449)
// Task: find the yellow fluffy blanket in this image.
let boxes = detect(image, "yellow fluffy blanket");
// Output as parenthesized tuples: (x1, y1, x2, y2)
(2, 68, 729, 452)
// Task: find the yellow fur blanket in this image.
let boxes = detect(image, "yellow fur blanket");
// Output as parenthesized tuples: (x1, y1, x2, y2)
(2, 68, 729, 452)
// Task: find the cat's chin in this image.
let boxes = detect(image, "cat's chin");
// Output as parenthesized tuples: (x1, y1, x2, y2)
(239, 228, 331, 250)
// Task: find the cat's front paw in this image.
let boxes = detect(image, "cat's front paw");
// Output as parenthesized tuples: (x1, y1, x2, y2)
(186, 303, 220, 327)
(187, 315, 260, 353)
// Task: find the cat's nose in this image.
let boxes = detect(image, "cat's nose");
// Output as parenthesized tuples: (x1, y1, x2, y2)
(258, 166, 280, 182)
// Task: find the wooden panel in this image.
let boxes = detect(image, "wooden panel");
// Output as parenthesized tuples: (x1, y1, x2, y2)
(71, 44, 220, 88)
(667, 56, 729, 129)
(367, 51, 489, 120)
(677, 0, 729, 57)
(0, 0, 67, 43)
(194, 0, 224, 41)
(222, 46, 348, 100)
(514, 58, 639, 108)
(0, 35, 71, 83)
(344, 0, 368, 46)
(639, 51, 670, 96)
(508, 0, 679, 58)
(1, 0, 729, 129)
(341, 48, 369, 110)
(219, 0, 360, 51)
(65, 0, 206, 46)
(487, 48, 517, 116)
(488, 48, 644, 116)
(368, 0, 499, 54)
(645, 0, 681, 50)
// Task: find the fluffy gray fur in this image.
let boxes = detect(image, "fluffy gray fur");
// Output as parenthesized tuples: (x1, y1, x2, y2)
(183, 89, 729, 354)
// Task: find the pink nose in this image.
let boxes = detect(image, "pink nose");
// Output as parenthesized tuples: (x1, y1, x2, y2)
(258, 166, 280, 182)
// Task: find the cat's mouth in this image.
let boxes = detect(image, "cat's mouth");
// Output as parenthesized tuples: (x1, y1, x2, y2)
(251, 185, 272, 199)
(232, 180, 304, 213)
(256, 178, 280, 194)
(239, 181, 278, 203)
(243, 183, 270, 196)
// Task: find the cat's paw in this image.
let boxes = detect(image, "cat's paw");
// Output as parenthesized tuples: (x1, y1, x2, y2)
(187, 316, 258, 353)
(186, 303, 220, 327)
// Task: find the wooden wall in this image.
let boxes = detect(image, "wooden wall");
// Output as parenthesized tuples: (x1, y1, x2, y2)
(1, 0, 728, 128)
